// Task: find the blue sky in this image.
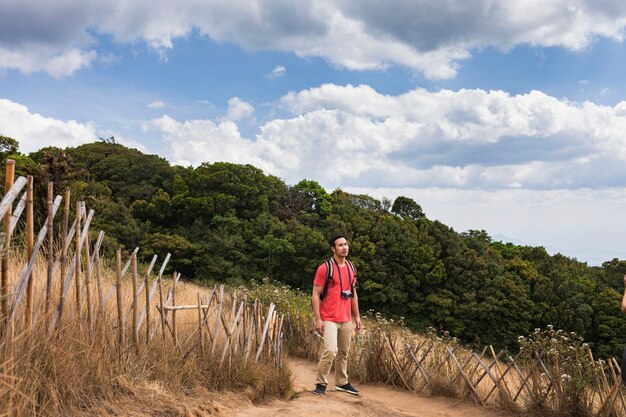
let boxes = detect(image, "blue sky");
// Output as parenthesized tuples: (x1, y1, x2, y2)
(2, 0, 626, 265)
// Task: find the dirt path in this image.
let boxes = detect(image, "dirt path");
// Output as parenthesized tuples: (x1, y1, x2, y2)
(234, 358, 513, 417)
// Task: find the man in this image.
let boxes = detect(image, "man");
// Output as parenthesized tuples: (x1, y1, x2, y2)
(311, 234, 362, 396)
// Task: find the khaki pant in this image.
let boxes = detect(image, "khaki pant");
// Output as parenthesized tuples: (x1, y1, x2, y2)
(316, 320, 353, 386)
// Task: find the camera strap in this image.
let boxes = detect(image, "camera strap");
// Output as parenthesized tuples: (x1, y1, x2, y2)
(332, 258, 355, 294)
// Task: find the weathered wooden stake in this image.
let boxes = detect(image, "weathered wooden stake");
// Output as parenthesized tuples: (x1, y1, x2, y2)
(1, 159, 15, 319)
(447, 347, 485, 406)
(172, 271, 178, 347)
(255, 303, 275, 363)
(45, 182, 54, 316)
(116, 249, 124, 348)
(57, 189, 70, 326)
(145, 267, 151, 343)
(158, 270, 165, 340)
(243, 300, 256, 364)
(95, 247, 103, 314)
(131, 251, 139, 349)
(211, 285, 224, 354)
(25, 176, 34, 326)
(197, 292, 205, 354)
(84, 228, 93, 329)
(74, 201, 82, 317)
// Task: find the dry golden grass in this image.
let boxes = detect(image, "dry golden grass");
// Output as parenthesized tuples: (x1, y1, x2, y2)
(0, 251, 292, 417)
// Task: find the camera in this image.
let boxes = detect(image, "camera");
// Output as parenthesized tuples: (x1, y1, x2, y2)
(340, 290, 354, 299)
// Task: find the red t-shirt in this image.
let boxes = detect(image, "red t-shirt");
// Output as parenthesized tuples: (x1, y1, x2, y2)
(314, 260, 356, 323)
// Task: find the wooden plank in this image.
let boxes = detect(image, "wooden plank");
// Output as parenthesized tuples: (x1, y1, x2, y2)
(406, 342, 432, 391)
(84, 224, 93, 328)
(489, 345, 513, 398)
(116, 249, 125, 348)
(25, 176, 34, 326)
(171, 270, 178, 347)
(8, 190, 26, 238)
(163, 304, 218, 311)
(149, 272, 180, 340)
(383, 333, 412, 390)
(220, 301, 244, 365)
(95, 240, 104, 314)
(1, 162, 18, 319)
(54, 189, 70, 331)
(447, 347, 484, 406)
(197, 293, 205, 354)
(0, 170, 23, 220)
(597, 379, 622, 416)
(608, 358, 626, 414)
(131, 251, 139, 349)
(473, 352, 513, 404)
(447, 350, 475, 389)
(9, 195, 62, 322)
(243, 300, 257, 364)
(533, 351, 554, 405)
(587, 349, 605, 405)
(255, 303, 275, 362)
(45, 182, 54, 316)
(511, 358, 534, 402)
(74, 202, 82, 317)
(211, 285, 225, 354)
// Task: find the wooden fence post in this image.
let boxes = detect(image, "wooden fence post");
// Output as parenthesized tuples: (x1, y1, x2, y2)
(255, 303, 275, 362)
(25, 176, 34, 326)
(95, 239, 104, 314)
(74, 201, 81, 317)
(84, 228, 93, 329)
(144, 266, 151, 343)
(57, 189, 70, 327)
(45, 182, 54, 316)
(197, 292, 204, 354)
(172, 271, 178, 347)
(1, 159, 15, 319)
(131, 251, 139, 349)
(158, 270, 165, 340)
(211, 285, 224, 354)
(116, 249, 124, 348)
(447, 347, 485, 406)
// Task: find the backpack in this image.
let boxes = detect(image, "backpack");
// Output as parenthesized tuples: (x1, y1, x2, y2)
(319, 258, 356, 301)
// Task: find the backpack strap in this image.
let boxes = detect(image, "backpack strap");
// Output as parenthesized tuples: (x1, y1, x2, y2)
(346, 259, 357, 290)
(319, 259, 334, 301)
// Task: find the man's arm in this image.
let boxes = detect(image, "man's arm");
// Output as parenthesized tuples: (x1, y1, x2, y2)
(621, 274, 626, 313)
(351, 288, 362, 331)
(312, 284, 324, 335)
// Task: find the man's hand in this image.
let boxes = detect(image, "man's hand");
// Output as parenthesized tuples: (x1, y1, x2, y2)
(315, 318, 324, 336)
(355, 316, 362, 332)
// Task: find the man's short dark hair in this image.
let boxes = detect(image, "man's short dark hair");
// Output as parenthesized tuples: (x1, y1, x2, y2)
(329, 234, 346, 249)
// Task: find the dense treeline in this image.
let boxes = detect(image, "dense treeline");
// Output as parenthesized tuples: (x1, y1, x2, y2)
(6, 139, 626, 357)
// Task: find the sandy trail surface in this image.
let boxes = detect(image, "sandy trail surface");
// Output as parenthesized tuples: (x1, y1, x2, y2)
(234, 358, 512, 417)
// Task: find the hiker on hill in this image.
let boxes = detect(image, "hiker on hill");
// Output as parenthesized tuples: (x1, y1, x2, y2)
(311, 234, 362, 396)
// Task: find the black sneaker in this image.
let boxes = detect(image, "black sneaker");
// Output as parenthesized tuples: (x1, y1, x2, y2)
(314, 384, 326, 396)
(335, 383, 359, 395)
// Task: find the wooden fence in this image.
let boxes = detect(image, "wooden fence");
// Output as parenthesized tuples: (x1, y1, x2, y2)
(343, 328, 626, 416)
(0, 160, 283, 373)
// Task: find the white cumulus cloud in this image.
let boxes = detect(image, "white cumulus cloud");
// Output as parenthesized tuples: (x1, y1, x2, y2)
(152, 84, 626, 191)
(148, 100, 165, 109)
(224, 97, 255, 122)
(0, 99, 97, 152)
(269, 65, 286, 78)
(4, 0, 626, 78)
